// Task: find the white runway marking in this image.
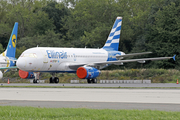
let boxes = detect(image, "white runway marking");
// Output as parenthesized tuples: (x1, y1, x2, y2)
(0, 88, 180, 104)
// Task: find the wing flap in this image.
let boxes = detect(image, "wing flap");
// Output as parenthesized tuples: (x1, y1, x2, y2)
(116, 52, 152, 59)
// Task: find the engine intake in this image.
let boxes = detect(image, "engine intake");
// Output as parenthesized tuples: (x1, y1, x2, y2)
(76, 66, 100, 79)
(19, 69, 35, 79)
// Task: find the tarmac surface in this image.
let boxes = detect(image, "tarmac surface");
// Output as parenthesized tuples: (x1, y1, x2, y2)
(1, 83, 180, 87)
(0, 87, 180, 111)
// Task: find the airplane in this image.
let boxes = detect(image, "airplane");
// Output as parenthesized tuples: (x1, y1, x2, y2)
(16, 17, 175, 83)
(0, 22, 18, 79)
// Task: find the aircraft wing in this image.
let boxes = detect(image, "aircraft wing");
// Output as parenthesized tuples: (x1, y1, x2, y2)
(91, 55, 175, 66)
(0, 59, 16, 65)
(68, 63, 87, 70)
(0, 62, 10, 64)
(116, 52, 152, 59)
(68, 55, 175, 70)
(0, 66, 17, 70)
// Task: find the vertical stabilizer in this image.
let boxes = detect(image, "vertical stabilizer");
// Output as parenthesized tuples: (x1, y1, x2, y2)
(102, 17, 122, 51)
(3, 22, 18, 58)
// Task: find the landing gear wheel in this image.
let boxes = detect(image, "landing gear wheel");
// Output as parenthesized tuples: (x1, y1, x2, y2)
(50, 77, 54, 83)
(92, 78, 97, 83)
(87, 79, 91, 84)
(33, 79, 38, 83)
(54, 77, 59, 83)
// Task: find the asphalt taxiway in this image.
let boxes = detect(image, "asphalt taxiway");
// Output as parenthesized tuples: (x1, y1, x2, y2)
(1, 83, 180, 87)
(0, 88, 180, 111)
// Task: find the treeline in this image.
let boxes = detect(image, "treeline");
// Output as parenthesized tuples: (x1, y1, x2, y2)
(0, 0, 179, 69)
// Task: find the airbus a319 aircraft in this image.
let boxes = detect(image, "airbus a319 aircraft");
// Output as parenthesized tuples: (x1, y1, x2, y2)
(0, 22, 18, 79)
(16, 17, 175, 83)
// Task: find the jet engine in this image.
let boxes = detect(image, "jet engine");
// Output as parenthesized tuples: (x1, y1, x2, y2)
(76, 66, 100, 79)
(0, 71, 3, 79)
(19, 69, 35, 79)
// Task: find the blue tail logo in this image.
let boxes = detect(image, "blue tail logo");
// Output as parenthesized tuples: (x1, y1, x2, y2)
(102, 17, 122, 51)
(12, 34, 17, 48)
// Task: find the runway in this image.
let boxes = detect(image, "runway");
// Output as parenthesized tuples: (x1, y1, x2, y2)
(0, 88, 180, 111)
(1, 83, 180, 87)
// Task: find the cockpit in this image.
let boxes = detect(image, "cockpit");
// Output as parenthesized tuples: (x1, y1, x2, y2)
(20, 53, 37, 58)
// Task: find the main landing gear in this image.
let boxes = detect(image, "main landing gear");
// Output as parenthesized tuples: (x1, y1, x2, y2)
(87, 78, 97, 84)
(49, 77, 59, 83)
(49, 73, 59, 83)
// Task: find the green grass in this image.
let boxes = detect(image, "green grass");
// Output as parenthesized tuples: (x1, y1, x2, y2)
(0, 106, 180, 120)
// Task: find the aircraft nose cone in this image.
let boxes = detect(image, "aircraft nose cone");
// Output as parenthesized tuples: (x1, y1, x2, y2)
(16, 58, 27, 71)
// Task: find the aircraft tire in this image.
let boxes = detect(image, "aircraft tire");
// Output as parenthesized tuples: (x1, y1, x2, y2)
(50, 77, 54, 83)
(33, 79, 38, 83)
(92, 78, 97, 83)
(33, 79, 36, 83)
(54, 77, 59, 83)
(87, 79, 91, 84)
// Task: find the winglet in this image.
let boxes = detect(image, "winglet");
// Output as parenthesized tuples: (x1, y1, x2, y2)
(173, 55, 176, 61)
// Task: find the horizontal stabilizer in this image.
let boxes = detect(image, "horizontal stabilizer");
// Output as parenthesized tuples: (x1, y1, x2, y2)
(0, 66, 17, 70)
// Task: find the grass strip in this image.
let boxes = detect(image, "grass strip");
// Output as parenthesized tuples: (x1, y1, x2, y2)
(0, 106, 180, 120)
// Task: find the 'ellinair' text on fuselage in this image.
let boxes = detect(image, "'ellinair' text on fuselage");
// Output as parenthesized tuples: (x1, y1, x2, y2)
(46, 50, 67, 59)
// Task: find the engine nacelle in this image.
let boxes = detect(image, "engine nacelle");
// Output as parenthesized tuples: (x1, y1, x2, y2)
(0, 71, 3, 79)
(76, 66, 100, 79)
(19, 69, 35, 79)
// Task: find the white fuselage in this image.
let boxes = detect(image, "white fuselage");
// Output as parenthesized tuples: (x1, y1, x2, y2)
(17, 47, 122, 73)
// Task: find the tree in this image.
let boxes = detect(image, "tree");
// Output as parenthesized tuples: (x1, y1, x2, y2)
(17, 30, 62, 49)
(0, 0, 55, 48)
(0, 43, 4, 53)
(145, 1, 180, 69)
(42, 1, 70, 34)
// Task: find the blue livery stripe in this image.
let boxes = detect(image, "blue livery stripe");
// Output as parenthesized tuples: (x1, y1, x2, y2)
(109, 32, 114, 37)
(106, 40, 112, 43)
(113, 35, 120, 39)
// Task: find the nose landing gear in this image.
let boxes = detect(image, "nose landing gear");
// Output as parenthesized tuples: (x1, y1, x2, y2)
(33, 72, 40, 83)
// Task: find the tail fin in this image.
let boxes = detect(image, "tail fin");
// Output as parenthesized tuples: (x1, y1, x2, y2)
(102, 17, 122, 51)
(2, 22, 18, 58)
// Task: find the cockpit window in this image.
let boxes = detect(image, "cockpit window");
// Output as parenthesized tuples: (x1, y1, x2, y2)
(20, 53, 37, 58)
